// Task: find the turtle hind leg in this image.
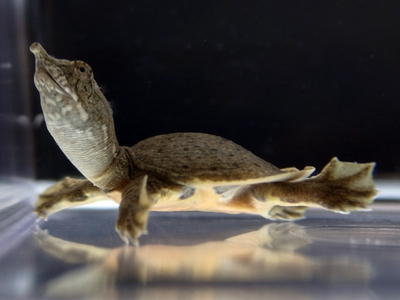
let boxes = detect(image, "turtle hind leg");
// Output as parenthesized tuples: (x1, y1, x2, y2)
(36, 177, 107, 219)
(251, 157, 377, 217)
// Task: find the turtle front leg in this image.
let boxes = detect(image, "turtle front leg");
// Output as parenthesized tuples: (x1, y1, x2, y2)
(36, 177, 108, 219)
(115, 175, 154, 246)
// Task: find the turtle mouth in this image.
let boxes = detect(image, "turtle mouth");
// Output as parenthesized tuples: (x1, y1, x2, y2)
(34, 60, 78, 102)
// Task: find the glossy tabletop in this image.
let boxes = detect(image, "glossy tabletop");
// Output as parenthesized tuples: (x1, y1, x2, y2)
(1, 178, 400, 299)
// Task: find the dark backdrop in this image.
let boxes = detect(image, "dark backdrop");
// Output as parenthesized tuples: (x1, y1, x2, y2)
(29, 0, 400, 178)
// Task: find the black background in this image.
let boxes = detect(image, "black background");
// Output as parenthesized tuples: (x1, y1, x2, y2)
(30, 0, 400, 178)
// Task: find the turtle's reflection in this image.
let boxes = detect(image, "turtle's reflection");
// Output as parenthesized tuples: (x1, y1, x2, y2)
(35, 223, 370, 298)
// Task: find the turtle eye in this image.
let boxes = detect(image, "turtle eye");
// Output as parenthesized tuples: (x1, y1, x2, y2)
(74, 61, 92, 79)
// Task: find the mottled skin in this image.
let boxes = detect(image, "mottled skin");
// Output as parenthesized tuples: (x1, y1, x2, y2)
(31, 42, 378, 245)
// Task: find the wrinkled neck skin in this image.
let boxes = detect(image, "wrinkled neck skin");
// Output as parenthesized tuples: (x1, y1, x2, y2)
(45, 108, 122, 186)
(30, 43, 128, 189)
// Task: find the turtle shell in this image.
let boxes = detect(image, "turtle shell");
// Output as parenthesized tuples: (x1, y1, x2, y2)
(129, 133, 313, 186)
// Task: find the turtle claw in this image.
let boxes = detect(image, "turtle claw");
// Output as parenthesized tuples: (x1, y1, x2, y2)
(115, 212, 149, 246)
(116, 228, 138, 246)
(116, 226, 146, 246)
(35, 208, 48, 221)
(115, 208, 150, 246)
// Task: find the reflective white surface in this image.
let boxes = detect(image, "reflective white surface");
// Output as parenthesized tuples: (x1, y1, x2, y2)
(2, 179, 400, 299)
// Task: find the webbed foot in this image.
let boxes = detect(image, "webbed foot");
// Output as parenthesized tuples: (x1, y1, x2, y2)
(312, 157, 378, 213)
(116, 175, 153, 246)
(35, 177, 106, 218)
(257, 158, 377, 218)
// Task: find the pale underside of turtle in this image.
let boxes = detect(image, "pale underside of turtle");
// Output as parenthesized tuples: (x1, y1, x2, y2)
(30, 42, 378, 245)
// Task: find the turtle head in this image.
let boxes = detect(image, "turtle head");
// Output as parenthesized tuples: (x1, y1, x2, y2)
(30, 42, 113, 127)
(30, 42, 120, 180)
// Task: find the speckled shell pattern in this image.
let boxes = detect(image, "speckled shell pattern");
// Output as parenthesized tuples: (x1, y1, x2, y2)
(130, 132, 284, 182)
